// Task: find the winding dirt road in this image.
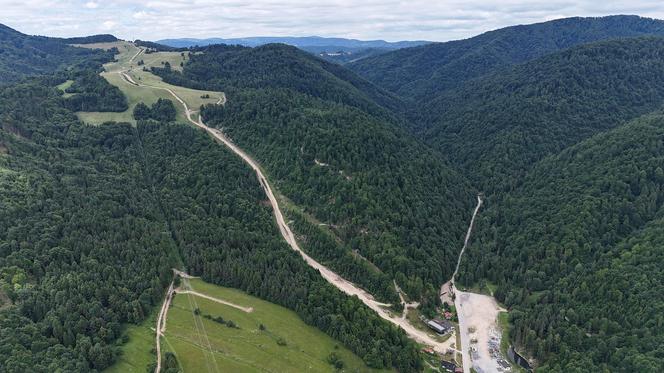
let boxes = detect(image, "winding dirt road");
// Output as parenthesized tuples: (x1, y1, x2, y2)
(116, 52, 468, 361)
(188, 110, 461, 352)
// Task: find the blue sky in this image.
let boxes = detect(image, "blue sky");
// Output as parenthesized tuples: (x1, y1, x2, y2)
(2, 0, 664, 42)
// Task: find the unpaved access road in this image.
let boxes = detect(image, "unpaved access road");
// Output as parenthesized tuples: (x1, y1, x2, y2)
(452, 195, 483, 283)
(154, 280, 175, 373)
(444, 194, 484, 373)
(175, 289, 254, 313)
(192, 112, 460, 354)
(116, 55, 466, 357)
(443, 194, 514, 373)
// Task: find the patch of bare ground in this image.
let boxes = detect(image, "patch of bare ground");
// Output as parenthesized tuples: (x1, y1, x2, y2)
(0, 289, 12, 310)
(2, 123, 29, 139)
(259, 199, 271, 207)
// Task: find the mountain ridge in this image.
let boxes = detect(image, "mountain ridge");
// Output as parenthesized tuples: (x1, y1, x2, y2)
(349, 15, 664, 101)
(156, 35, 430, 49)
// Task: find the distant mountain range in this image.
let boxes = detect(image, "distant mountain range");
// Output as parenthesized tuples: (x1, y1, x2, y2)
(4, 14, 664, 373)
(156, 36, 430, 64)
(156, 36, 430, 49)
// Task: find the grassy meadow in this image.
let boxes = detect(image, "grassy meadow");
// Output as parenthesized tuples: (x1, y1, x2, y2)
(74, 41, 223, 125)
(107, 277, 381, 373)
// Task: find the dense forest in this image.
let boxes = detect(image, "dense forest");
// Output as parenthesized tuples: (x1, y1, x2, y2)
(133, 98, 176, 122)
(458, 114, 664, 371)
(153, 43, 406, 115)
(349, 15, 664, 370)
(61, 34, 118, 45)
(4, 14, 664, 372)
(349, 15, 664, 101)
(416, 37, 664, 191)
(0, 81, 178, 371)
(62, 70, 128, 112)
(0, 73, 422, 371)
(152, 45, 476, 301)
(0, 24, 114, 84)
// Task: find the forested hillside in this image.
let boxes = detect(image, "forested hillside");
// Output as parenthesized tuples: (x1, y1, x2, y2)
(154, 43, 406, 115)
(458, 114, 664, 371)
(0, 73, 422, 371)
(0, 24, 114, 84)
(348, 15, 664, 369)
(349, 15, 664, 101)
(0, 81, 179, 371)
(153, 43, 476, 303)
(62, 70, 128, 112)
(4, 15, 664, 373)
(138, 122, 422, 371)
(417, 37, 664, 191)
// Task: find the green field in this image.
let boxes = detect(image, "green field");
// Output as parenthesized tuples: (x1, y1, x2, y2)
(107, 317, 157, 373)
(75, 41, 223, 125)
(56, 79, 74, 98)
(107, 277, 382, 373)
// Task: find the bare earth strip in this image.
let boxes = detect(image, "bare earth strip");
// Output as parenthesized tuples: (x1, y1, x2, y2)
(175, 290, 254, 313)
(443, 195, 514, 373)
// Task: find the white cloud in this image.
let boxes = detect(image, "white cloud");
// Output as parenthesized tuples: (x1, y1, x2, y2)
(101, 20, 116, 30)
(132, 11, 150, 20)
(1, 0, 664, 42)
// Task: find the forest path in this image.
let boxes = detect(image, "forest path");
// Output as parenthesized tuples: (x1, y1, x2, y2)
(445, 194, 483, 373)
(395, 281, 420, 320)
(114, 49, 459, 356)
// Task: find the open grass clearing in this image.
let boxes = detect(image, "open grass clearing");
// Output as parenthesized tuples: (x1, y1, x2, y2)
(163, 277, 382, 373)
(108, 276, 382, 372)
(56, 79, 75, 98)
(105, 313, 157, 373)
(74, 42, 223, 125)
(139, 50, 189, 71)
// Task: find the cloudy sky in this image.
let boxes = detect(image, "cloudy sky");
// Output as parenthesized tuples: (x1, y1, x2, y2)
(1, 0, 664, 42)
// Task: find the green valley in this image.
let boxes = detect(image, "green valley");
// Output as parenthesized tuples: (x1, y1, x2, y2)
(3, 11, 664, 373)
